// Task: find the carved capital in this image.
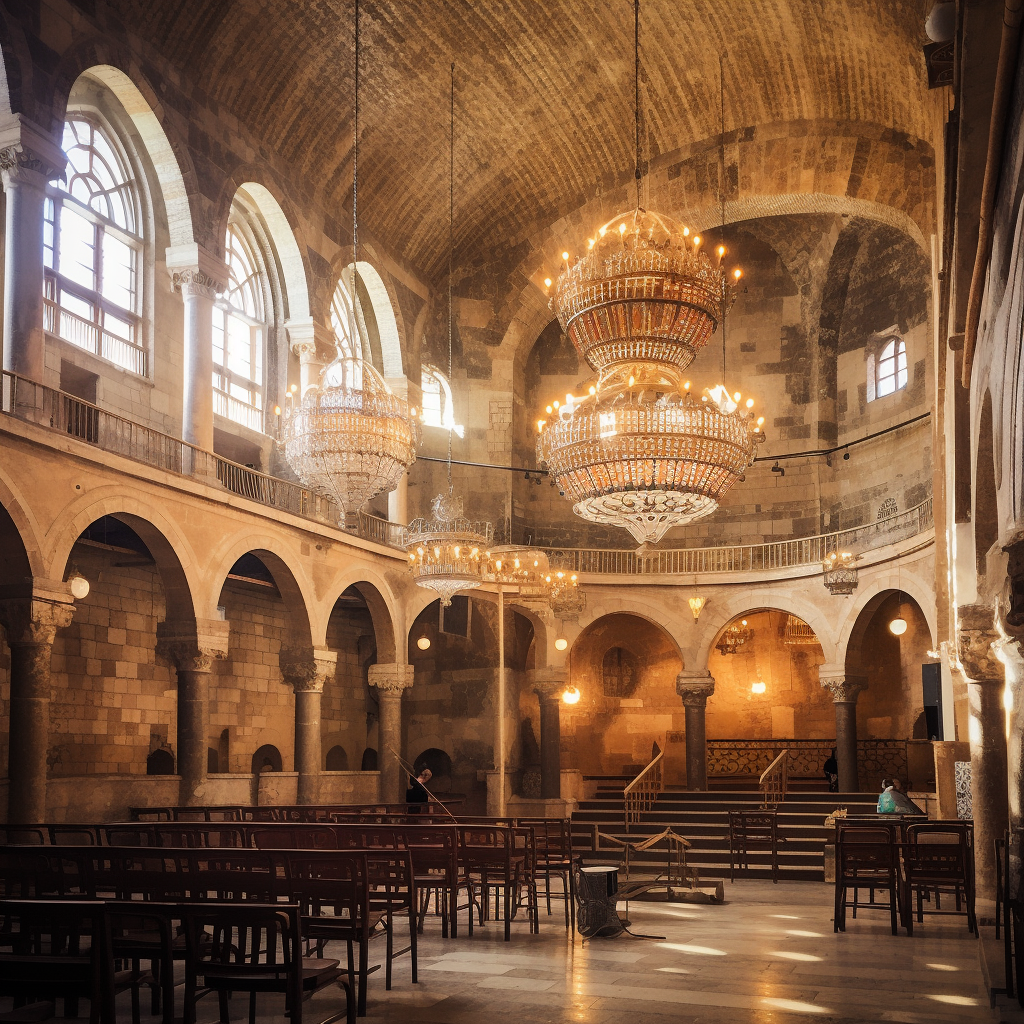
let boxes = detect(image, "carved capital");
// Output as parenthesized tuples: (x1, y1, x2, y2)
(819, 672, 867, 703)
(957, 604, 1004, 683)
(170, 267, 221, 300)
(0, 593, 75, 646)
(0, 144, 64, 189)
(368, 663, 415, 695)
(165, 243, 228, 300)
(529, 667, 567, 701)
(281, 648, 336, 694)
(156, 619, 230, 673)
(285, 318, 335, 361)
(677, 671, 715, 708)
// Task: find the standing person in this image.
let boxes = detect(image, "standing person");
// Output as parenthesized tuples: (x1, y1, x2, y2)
(406, 767, 433, 814)
(823, 748, 838, 792)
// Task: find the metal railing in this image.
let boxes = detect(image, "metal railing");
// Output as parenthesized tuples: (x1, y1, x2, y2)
(624, 743, 664, 827)
(542, 497, 932, 576)
(0, 370, 404, 547)
(759, 750, 789, 809)
(707, 738, 910, 785)
(0, 370, 933, 574)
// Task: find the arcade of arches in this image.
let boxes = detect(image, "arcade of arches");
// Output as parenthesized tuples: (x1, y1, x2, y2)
(0, 0, 1022, 937)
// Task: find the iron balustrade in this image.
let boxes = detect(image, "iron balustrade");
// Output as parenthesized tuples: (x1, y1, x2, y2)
(0, 370, 931, 572)
(759, 749, 789, 809)
(623, 744, 664, 825)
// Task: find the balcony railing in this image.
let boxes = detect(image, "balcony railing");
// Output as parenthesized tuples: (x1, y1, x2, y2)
(0, 371, 931, 575)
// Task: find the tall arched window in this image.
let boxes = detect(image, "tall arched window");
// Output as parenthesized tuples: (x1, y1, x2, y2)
(213, 223, 266, 431)
(867, 337, 908, 401)
(330, 274, 360, 359)
(421, 364, 464, 436)
(44, 118, 145, 374)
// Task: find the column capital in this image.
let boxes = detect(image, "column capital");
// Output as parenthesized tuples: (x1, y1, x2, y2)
(957, 603, 1004, 683)
(0, 115, 65, 190)
(676, 670, 715, 707)
(529, 666, 567, 700)
(281, 648, 337, 694)
(0, 581, 76, 645)
(368, 663, 415, 695)
(285, 317, 335, 359)
(156, 619, 230, 672)
(165, 243, 228, 299)
(819, 670, 867, 703)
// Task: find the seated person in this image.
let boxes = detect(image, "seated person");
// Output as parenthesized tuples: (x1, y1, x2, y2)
(877, 777, 925, 815)
(405, 767, 433, 814)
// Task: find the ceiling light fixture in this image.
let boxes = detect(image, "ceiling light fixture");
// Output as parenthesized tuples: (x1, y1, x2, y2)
(404, 64, 493, 607)
(416, 635, 431, 651)
(562, 685, 582, 705)
(282, 0, 417, 524)
(536, 2, 763, 548)
(67, 569, 90, 600)
(822, 550, 859, 596)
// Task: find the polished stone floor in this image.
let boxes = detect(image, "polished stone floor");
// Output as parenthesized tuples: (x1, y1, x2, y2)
(103, 879, 994, 1024)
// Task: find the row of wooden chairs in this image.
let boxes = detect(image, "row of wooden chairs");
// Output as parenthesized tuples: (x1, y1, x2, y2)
(833, 820, 975, 936)
(0, 897, 355, 1024)
(0, 845, 413, 1018)
(128, 802, 462, 823)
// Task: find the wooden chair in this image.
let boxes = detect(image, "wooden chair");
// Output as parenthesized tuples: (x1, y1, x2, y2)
(48, 825, 98, 846)
(285, 851, 381, 1017)
(182, 902, 354, 1024)
(364, 849, 418, 994)
(728, 811, 780, 883)
(0, 898, 141, 1024)
(519, 818, 575, 930)
(104, 900, 176, 1024)
(403, 826, 472, 938)
(902, 822, 976, 935)
(253, 826, 338, 850)
(834, 823, 904, 935)
(458, 826, 524, 941)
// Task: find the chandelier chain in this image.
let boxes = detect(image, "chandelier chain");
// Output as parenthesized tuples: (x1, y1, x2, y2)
(634, 0, 642, 208)
(720, 52, 727, 384)
(351, 0, 360, 352)
(448, 61, 455, 490)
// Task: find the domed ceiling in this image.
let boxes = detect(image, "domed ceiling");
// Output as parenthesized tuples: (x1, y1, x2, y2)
(106, 0, 936, 280)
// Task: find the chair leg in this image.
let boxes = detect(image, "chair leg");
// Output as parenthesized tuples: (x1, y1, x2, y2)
(904, 881, 913, 936)
(504, 879, 512, 942)
(834, 881, 843, 933)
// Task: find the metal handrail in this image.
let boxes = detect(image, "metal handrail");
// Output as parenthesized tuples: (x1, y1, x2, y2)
(759, 749, 789, 809)
(624, 744, 664, 827)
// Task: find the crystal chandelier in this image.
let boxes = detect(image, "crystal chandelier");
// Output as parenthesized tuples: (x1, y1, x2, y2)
(404, 491, 493, 607)
(404, 63, 493, 607)
(281, 0, 416, 522)
(716, 618, 754, 655)
(822, 551, 859, 596)
(782, 615, 819, 645)
(535, 4, 765, 547)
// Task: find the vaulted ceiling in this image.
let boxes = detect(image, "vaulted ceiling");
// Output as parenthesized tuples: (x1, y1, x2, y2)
(109, 0, 937, 281)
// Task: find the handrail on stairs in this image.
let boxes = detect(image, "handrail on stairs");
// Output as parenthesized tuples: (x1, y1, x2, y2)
(624, 743, 664, 827)
(760, 749, 789, 809)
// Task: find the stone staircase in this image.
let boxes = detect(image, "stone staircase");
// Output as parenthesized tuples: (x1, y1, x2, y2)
(571, 777, 881, 881)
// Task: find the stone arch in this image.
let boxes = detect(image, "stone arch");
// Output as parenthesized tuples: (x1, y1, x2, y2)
(975, 390, 999, 578)
(317, 568, 400, 664)
(208, 539, 315, 652)
(44, 493, 199, 620)
(575, 600, 685, 666)
(694, 591, 838, 669)
(0, 471, 45, 579)
(468, 590, 552, 668)
(0, 502, 32, 585)
(0, 7, 27, 118)
(252, 744, 283, 774)
(354, 260, 404, 378)
(412, 747, 453, 791)
(220, 180, 310, 321)
(325, 745, 348, 771)
(55, 60, 196, 248)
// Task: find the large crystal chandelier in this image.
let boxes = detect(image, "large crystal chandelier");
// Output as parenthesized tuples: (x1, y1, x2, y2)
(282, 0, 416, 522)
(404, 63, 493, 606)
(535, 2, 765, 547)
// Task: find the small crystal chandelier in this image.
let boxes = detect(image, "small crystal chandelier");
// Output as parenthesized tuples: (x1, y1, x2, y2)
(404, 491, 493, 607)
(822, 551, 859, 596)
(716, 618, 754, 655)
(282, 0, 415, 522)
(535, 3, 765, 547)
(404, 63, 492, 607)
(782, 615, 819, 646)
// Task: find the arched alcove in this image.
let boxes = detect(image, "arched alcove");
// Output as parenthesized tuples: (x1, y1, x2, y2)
(566, 613, 684, 778)
(252, 744, 283, 774)
(325, 745, 349, 771)
(413, 747, 453, 793)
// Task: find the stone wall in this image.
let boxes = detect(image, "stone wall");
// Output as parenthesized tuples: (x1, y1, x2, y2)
(323, 601, 377, 772)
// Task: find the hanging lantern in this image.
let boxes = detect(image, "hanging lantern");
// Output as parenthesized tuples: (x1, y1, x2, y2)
(822, 551, 859, 596)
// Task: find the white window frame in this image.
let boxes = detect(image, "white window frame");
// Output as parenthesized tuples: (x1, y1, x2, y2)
(420, 364, 464, 437)
(212, 222, 267, 432)
(867, 335, 908, 402)
(43, 116, 146, 376)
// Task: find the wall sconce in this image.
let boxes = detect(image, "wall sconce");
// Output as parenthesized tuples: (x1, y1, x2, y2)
(416, 635, 431, 651)
(751, 680, 766, 694)
(687, 596, 707, 621)
(562, 685, 581, 705)
(554, 637, 568, 651)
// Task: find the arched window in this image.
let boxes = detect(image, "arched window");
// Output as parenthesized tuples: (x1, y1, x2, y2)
(868, 337, 908, 401)
(421, 364, 464, 436)
(330, 274, 360, 359)
(213, 223, 266, 430)
(44, 117, 145, 375)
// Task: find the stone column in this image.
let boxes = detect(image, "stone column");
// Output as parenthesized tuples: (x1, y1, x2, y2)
(281, 648, 336, 805)
(677, 671, 715, 791)
(0, 117, 66, 381)
(820, 669, 867, 793)
(285, 317, 334, 396)
(368, 664, 414, 804)
(157, 620, 229, 807)
(529, 668, 566, 799)
(166, 245, 228, 452)
(0, 585, 75, 823)
(958, 606, 1009, 901)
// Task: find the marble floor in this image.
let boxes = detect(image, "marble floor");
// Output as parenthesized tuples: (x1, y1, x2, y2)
(99, 879, 997, 1024)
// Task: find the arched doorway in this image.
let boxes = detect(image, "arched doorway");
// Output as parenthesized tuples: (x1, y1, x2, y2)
(413, 747, 453, 793)
(566, 613, 684, 778)
(252, 744, 283, 774)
